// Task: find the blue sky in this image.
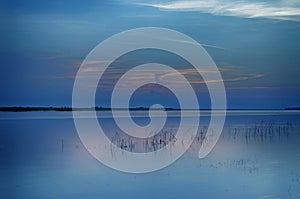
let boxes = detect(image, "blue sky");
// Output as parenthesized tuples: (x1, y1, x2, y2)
(0, 0, 300, 109)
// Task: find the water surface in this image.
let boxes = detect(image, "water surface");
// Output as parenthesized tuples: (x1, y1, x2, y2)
(1, 111, 300, 199)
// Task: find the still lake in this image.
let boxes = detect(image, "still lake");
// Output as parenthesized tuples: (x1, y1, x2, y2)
(1, 110, 300, 199)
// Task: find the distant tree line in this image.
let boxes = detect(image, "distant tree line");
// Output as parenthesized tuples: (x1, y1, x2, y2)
(0, 106, 182, 112)
(0, 106, 103, 112)
(1, 106, 298, 112)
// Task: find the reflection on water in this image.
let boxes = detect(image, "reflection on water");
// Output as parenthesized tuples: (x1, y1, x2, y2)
(0, 111, 300, 199)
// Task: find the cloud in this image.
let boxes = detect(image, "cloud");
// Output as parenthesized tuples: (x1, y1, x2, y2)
(137, 0, 300, 21)
(52, 59, 265, 92)
(225, 86, 280, 90)
(159, 66, 264, 84)
(166, 38, 225, 50)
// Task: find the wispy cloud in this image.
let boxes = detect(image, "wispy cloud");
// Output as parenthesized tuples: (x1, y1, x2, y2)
(53, 64, 264, 91)
(159, 66, 264, 84)
(137, 0, 300, 21)
(166, 38, 225, 50)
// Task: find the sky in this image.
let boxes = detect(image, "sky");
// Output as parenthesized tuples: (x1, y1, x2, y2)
(0, 0, 300, 109)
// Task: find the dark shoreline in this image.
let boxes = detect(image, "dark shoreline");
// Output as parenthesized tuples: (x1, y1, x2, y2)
(0, 106, 177, 112)
(0, 106, 299, 112)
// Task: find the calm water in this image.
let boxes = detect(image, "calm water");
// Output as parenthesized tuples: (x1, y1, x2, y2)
(1, 111, 300, 199)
